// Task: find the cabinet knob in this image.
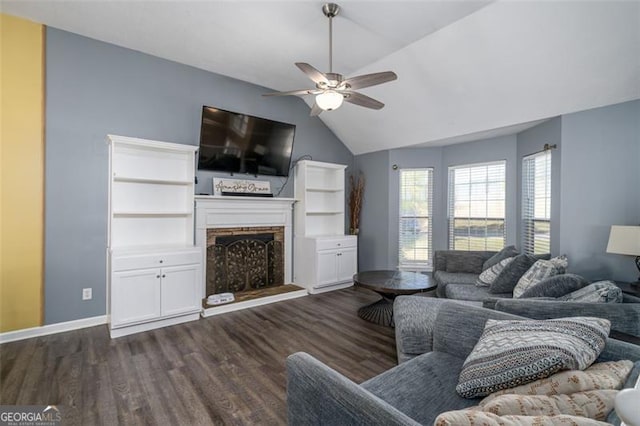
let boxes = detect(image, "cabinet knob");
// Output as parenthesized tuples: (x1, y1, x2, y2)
(159, 260, 164, 264)
(162, 274, 166, 278)
(156, 275, 160, 279)
(337, 243, 341, 246)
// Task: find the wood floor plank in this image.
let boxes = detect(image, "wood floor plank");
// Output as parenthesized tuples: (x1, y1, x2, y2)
(0, 288, 396, 424)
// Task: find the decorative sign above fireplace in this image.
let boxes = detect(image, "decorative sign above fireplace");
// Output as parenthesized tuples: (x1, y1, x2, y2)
(212, 178, 271, 196)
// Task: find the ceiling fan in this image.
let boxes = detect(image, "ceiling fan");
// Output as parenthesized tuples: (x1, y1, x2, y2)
(263, 3, 398, 116)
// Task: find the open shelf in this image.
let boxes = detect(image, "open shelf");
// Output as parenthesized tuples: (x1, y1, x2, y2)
(113, 176, 193, 185)
(113, 211, 193, 217)
(306, 211, 343, 215)
(306, 186, 343, 193)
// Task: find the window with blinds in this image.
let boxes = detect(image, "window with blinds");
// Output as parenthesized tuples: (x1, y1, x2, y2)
(522, 150, 551, 255)
(448, 161, 506, 251)
(399, 168, 433, 270)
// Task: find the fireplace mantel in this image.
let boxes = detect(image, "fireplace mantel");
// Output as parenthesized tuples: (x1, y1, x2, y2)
(195, 195, 304, 316)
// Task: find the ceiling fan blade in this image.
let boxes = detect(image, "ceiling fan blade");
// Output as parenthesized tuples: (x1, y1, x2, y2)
(310, 102, 323, 117)
(342, 91, 385, 110)
(262, 89, 320, 97)
(296, 63, 330, 85)
(343, 71, 397, 90)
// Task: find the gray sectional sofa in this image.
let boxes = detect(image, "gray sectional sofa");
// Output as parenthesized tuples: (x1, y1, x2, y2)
(287, 300, 640, 425)
(431, 249, 640, 337)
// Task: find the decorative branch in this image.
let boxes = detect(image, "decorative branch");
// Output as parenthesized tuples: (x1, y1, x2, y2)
(348, 172, 365, 235)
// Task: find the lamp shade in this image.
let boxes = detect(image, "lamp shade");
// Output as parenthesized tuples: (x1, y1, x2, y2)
(606, 225, 640, 255)
(315, 90, 344, 111)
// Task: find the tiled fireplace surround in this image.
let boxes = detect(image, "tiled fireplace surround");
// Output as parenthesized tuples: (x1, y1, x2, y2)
(195, 196, 305, 316)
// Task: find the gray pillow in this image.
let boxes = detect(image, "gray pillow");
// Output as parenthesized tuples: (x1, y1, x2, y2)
(489, 254, 538, 294)
(559, 281, 623, 303)
(456, 317, 611, 398)
(519, 273, 589, 298)
(445, 252, 485, 274)
(482, 245, 519, 271)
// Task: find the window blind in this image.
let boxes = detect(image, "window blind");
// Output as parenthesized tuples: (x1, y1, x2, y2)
(399, 168, 433, 270)
(522, 150, 551, 255)
(448, 161, 506, 251)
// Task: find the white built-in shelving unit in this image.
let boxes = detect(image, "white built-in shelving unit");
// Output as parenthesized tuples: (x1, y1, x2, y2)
(107, 135, 202, 338)
(294, 160, 357, 293)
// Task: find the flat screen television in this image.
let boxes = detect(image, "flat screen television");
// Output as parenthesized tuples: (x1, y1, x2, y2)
(198, 106, 296, 177)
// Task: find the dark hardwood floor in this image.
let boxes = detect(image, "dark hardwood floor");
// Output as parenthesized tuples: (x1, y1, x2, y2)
(0, 288, 397, 425)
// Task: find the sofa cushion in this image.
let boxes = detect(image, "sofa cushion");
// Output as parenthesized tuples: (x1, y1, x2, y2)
(519, 273, 589, 298)
(445, 252, 486, 273)
(434, 270, 478, 286)
(482, 245, 519, 271)
(512, 255, 568, 297)
(559, 281, 623, 303)
(446, 284, 510, 302)
(456, 317, 611, 398)
(489, 254, 538, 294)
(362, 351, 479, 424)
(476, 256, 515, 287)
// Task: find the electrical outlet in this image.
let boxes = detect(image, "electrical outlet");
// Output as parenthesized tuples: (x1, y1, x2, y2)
(82, 288, 92, 300)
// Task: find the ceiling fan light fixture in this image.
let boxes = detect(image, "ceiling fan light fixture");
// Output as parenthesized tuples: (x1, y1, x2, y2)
(315, 90, 344, 111)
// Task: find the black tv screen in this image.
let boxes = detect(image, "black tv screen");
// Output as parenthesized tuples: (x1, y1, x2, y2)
(198, 106, 295, 177)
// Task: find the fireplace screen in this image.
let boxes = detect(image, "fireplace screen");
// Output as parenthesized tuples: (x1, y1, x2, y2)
(206, 227, 284, 295)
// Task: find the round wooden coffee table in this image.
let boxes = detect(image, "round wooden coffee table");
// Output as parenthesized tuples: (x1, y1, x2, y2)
(353, 270, 436, 327)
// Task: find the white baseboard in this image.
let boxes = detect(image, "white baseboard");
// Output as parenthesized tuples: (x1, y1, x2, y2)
(0, 315, 107, 344)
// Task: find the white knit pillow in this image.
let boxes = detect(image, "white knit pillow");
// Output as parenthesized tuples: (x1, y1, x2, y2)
(476, 257, 515, 287)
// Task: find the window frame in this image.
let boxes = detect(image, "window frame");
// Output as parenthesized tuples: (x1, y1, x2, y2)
(522, 150, 552, 255)
(398, 168, 434, 271)
(447, 160, 507, 251)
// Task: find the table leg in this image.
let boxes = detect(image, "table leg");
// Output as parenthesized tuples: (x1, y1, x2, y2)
(357, 296, 394, 327)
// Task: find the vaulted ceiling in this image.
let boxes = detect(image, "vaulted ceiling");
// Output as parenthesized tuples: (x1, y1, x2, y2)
(3, 0, 639, 154)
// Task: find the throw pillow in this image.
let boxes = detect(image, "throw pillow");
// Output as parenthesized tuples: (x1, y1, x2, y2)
(445, 252, 485, 274)
(512, 255, 569, 298)
(482, 245, 519, 271)
(559, 281, 623, 303)
(456, 317, 610, 398)
(476, 257, 516, 287)
(519, 273, 589, 298)
(488, 254, 538, 294)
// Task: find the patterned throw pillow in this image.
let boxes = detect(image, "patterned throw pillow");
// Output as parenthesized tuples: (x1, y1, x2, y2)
(482, 245, 519, 271)
(512, 255, 569, 298)
(559, 281, 623, 303)
(456, 317, 610, 398)
(476, 257, 515, 287)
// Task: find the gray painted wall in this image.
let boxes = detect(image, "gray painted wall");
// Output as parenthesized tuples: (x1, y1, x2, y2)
(559, 100, 640, 281)
(45, 28, 353, 324)
(356, 100, 639, 280)
(354, 151, 390, 271)
(516, 117, 562, 254)
(356, 135, 518, 270)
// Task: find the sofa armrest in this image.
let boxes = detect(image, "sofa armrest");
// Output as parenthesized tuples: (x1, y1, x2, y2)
(433, 250, 497, 273)
(286, 352, 420, 426)
(493, 299, 640, 337)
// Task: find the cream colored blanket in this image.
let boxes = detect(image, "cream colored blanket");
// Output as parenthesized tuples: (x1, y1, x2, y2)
(435, 360, 634, 426)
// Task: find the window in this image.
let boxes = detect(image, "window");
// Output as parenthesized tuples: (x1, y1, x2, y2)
(399, 168, 433, 269)
(448, 161, 506, 251)
(522, 150, 551, 255)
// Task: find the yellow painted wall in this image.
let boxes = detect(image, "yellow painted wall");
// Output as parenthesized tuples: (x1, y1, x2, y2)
(0, 14, 45, 332)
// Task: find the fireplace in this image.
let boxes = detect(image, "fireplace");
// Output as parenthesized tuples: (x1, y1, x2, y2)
(195, 196, 302, 317)
(206, 226, 284, 295)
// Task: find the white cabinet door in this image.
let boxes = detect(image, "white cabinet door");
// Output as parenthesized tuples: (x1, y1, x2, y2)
(336, 247, 357, 283)
(316, 250, 338, 286)
(112, 268, 161, 327)
(160, 264, 200, 317)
